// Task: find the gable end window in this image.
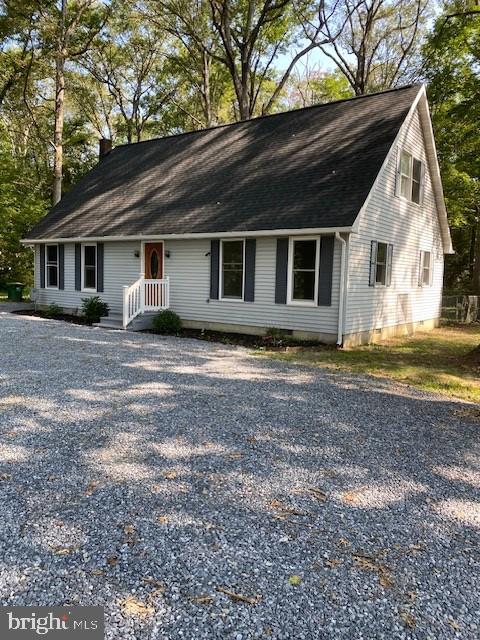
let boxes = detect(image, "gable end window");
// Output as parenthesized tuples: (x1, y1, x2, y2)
(46, 244, 59, 288)
(221, 239, 244, 300)
(419, 250, 432, 287)
(82, 244, 97, 291)
(288, 237, 320, 304)
(369, 241, 393, 287)
(398, 149, 423, 204)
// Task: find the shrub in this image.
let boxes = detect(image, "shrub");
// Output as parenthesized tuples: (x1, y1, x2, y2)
(42, 303, 62, 319)
(152, 309, 182, 335)
(263, 327, 291, 347)
(81, 296, 109, 325)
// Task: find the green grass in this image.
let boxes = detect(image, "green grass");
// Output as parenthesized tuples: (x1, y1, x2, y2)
(258, 323, 480, 403)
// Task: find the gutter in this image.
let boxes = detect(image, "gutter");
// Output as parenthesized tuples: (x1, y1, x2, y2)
(335, 232, 348, 346)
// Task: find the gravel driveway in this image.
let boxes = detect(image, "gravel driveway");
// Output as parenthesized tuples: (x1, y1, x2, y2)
(0, 313, 479, 640)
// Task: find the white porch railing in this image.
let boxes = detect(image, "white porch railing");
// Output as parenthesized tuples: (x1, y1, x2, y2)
(122, 277, 170, 329)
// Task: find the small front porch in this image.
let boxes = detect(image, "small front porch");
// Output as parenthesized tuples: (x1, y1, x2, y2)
(97, 276, 170, 330)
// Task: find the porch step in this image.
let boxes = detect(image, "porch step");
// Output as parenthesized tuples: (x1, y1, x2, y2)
(94, 312, 123, 330)
(94, 311, 159, 331)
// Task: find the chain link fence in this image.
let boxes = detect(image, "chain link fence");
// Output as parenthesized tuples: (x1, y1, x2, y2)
(442, 296, 479, 323)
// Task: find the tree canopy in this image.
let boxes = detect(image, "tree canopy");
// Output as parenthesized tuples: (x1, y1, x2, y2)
(0, 0, 478, 291)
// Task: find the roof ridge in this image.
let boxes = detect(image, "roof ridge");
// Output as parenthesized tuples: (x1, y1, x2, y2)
(112, 83, 423, 152)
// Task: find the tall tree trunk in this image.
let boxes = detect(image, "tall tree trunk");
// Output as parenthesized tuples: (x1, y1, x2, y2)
(472, 213, 480, 294)
(52, 51, 65, 205)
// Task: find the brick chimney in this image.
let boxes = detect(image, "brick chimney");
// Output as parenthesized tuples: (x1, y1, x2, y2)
(99, 138, 112, 159)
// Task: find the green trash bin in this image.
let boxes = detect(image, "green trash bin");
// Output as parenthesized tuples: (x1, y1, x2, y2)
(6, 282, 25, 302)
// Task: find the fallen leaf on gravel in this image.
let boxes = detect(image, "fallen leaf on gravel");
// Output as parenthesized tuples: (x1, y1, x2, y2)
(338, 538, 350, 547)
(85, 480, 99, 496)
(304, 487, 327, 502)
(50, 545, 79, 556)
(140, 577, 165, 591)
(225, 453, 243, 460)
(0, 473, 11, 481)
(288, 575, 302, 586)
(342, 490, 360, 504)
(190, 594, 214, 605)
(379, 573, 394, 589)
(47, 475, 56, 481)
(163, 470, 178, 480)
(408, 544, 425, 554)
(123, 524, 135, 535)
(447, 619, 460, 631)
(106, 555, 118, 566)
(216, 586, 260, 605)
(269, 499, 306, 518)
(156, 515, 170, 525)
(400, 611, 416, 628)
(352, 554, 377, 571)
(91, 568, 103, 576)
(352, 554, 393, 588)
(325, 559, 342, 568)
(406, 591, 417, 603)
(120, 597, 155, 617)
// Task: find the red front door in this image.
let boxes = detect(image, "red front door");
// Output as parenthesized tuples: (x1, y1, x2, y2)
(144, 243, 163, 279)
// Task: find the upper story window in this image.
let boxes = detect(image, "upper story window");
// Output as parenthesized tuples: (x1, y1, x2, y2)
(46, 244, 59, 288)
(398, 149, 423, 204)
(221, 239, 244, 299)
(288, 237, 319, 304)
(82, 244, 97, 291)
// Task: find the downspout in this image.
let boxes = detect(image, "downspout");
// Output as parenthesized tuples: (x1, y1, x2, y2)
(335, 232, 347, 346)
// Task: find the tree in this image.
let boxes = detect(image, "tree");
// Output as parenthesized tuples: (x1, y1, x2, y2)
(423, 1, 480, 292)
(315, 0, 430, 95)
(283, 62, 353, 108)
(82, 3, 176, 143)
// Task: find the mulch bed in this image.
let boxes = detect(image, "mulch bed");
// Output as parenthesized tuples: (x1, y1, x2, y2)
(11, 309, 330, 351)
(12, 309, 86, 325)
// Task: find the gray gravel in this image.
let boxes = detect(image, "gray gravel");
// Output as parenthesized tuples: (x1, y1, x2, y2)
(0, 312, 479, 640)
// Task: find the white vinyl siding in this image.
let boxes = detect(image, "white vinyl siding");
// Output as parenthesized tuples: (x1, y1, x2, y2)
(34, 237, 341, 335)
(35, 241, 140, 313)
(345, 106, 445, 335)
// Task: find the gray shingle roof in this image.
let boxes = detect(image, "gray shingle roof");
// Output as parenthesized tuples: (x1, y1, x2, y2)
(26, 85, 421, 240)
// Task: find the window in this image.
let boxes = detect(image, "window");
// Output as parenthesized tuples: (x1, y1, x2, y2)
(289, 238, 319, 303)
(46, 244, 58, 288)
(376, 242, 388, 285)
(419, 250, 432, 286)
(369, 241, 393, 287)
(82, 244, 97, 291)
(398, 150, 423, 204)
(221, 240, 244, 299)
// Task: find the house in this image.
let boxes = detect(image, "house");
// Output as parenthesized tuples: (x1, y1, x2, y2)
(22, 84, 453, 347)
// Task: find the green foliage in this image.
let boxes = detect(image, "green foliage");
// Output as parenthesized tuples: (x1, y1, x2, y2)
(81, 296, 109, 325)
(264, 327, 292, 347)
(152, 309, 182, 335)
(423, 1, 480, 291)
(42, 303, 62, 319)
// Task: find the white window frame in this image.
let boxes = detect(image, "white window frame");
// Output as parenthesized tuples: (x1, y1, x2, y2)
(81, 243, 97, 292)
(375, 241, 388, 286)
(397, 149, 423, 205)
(287, 236, 320, 306)
(220, 238, 245, 301)
(419, 250, 432, 287)
(45, 243, 59, 289)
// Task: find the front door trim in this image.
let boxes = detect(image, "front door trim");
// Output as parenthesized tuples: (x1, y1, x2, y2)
(141, 240, 164, 279)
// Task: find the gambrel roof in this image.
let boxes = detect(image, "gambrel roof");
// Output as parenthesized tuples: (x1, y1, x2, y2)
(25, 84, 451, 252)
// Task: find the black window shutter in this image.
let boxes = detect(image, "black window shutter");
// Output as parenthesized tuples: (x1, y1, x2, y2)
(244, 239, 256, 302)
(318, 235, 334, 306)
(58, 244, 65, 290)
(275, 238, 289, 304)
(386, 244, 393, 287)
(39, 245, 45, 288)
(210, 239, 220, 299)
(369, 241, 378, 287)
(75, 243, 81, 291)
(97, 242, 104, 292)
